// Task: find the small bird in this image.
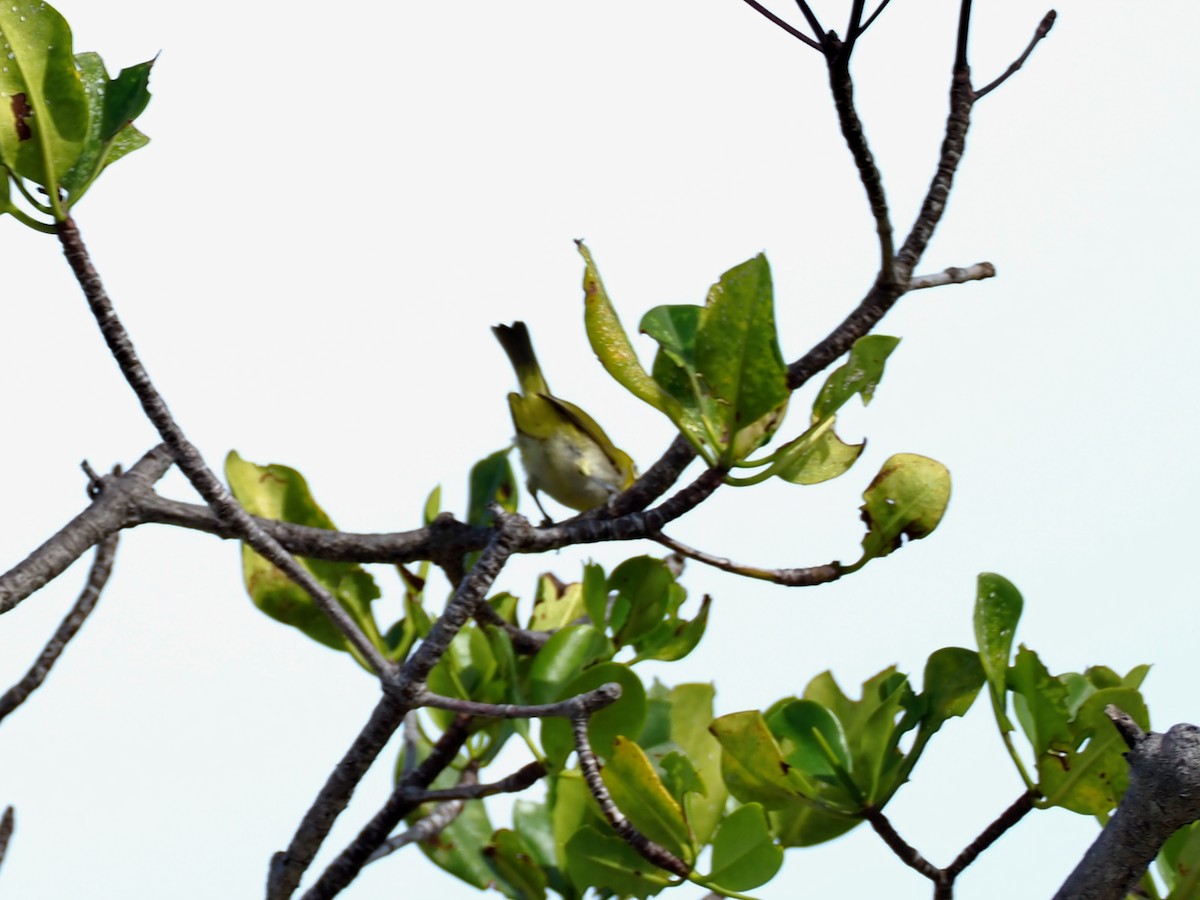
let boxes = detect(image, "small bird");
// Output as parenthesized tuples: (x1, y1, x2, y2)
(493, 321, 636, 518)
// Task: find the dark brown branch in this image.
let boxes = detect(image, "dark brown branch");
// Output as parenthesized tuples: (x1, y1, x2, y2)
(653, 531, 841, 586)
(0, 534, 119, 725)
(526, 466, 726, 553)
(739, 0, 821, 50)
(792, 0, 827, 45)
(572, 712, 691, 879)
(604, 434, 698, 518)
(863, 807, 941, 881)
(974, 11, 1056, 100)
(0, 806, 12, 873)
(856, 0, 893, 37)
(908, 262, 995, 291)
(826, 46, 897, 280)
(954, 0, 973, 73)
(0, 446, 170, 615)
(57, 219, 390, 676)
(943, 790, 1036, 878)
(299, 717, 474, 900)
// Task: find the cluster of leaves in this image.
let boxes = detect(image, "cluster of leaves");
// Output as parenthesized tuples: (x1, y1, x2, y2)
(0, 2, 152, 228)
(227, 439, 1159, 898)
(579, 244, 950, 573)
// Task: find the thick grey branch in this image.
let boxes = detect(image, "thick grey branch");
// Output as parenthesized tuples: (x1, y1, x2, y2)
(0, 447, 170, 616)
(0, 534, 119, 724)
(1054, 707, 1200, 900)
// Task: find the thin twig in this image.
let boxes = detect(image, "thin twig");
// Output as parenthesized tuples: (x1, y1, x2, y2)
(0, 534, 119, 725)
(739, 0, 821, 50)
(943, 790, 1037, 877)
(418, 683, 621, 721)
(472, 601, 550, 653)
(399, 760, 546, 805)
(856, 0, 893, 37)
(974, 11, 1056, 100)
(654, 532, 841, 587)
(845, 0, 867, 50)
(908, 262, 996, 291)
(572, 711, 691, 879)
(0, 806, 12, 872)
(366, 764, 480, 865)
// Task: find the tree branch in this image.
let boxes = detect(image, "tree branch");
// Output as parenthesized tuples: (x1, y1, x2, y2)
(417, 683, 621, 721)
(57, 219, 391, 676)
(398, 760, 546, 805)
(0, 446, 170, 615)
(1054, 708, 1200, 900)
(0, 533, 119, 725)
(572, 711, 691, 879)
(738, 0, 821, 50)
(298, 716, 474, 900)
(908, 262, 995, 291)
(863, 806, 941, 881)
(0, 806, 12, 873)
(943, 790, 1036, 878)
(974, 11, 1056, 100)
(653, 531, 841, 586)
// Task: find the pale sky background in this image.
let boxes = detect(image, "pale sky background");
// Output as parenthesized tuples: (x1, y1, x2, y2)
(0, 1, 1197, 898)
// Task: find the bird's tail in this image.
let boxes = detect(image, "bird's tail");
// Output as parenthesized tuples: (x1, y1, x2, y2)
(493, 321, 550, 397)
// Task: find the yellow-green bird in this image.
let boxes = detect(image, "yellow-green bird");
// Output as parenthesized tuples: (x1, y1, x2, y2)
(493, 321, 636, 518)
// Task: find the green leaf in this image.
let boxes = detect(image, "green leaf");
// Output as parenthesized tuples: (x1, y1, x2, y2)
(0, 2, 88, 202)
(695, 254, 790, 463)
(59, 51, 152, 203)
(528, 625, 612, 705)
(669, 684, 726, 845)
(812, 335, 900, 418)
(767, 700, 853, 787)
(609, 556, 674, 648)
(564, 826, 673, 899)
(579, 241, 671, 415)
(1157, 820, 1200, 897)
(420, 802, 519, 898)
(777, 334, 899, 485)
(1037, 687, 1148, 815)
(529, 576, 588, 633)
(583, 561, 608, 631)
(710, 710, 812, 808)
(898, 648, 985, 788)
(541, 663, 646, 766)
(853, 453, 951, 567)
(632, 594, 711, 664)
(602, 736, 692, 861)
(640, 304, 701, 371)
(467, 448, 517, 528)
(484, 829, 548, 900)
(549, 770, 603, 893)
(974, 573, 1024, 731)
(706, 803, 783, 892)
(1009, 646, 1070, 757)
(225, 451, 382, 659)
